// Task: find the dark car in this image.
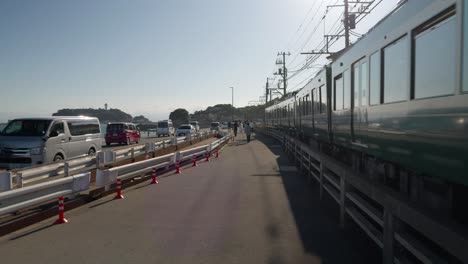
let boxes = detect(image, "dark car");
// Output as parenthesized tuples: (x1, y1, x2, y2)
(105, 122, 140, 146)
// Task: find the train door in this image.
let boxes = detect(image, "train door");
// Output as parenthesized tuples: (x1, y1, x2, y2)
(351, 59, 368, 146)
(298, 98, 302, 130)
(311, 88, 317, 135)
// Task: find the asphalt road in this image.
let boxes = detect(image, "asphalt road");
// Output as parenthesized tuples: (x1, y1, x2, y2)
(0, 132, 380, 264)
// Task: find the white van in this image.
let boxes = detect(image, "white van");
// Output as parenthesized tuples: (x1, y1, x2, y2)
(156, 120, 175, 137)
(0, 116, 102, 169)
(189, 121, 200, 132)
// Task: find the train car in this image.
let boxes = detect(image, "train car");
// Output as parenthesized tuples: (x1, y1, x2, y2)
(274, 94, 297, 131)
(295, 66, 332, 144)
(266, 0, 468, 219)
(329, 0, 468, 187)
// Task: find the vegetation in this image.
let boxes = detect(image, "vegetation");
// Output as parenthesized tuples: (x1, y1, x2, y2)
(132, 115, 151, 123)
(169, 108, 189, 127)
(53, 104, 266, 129)
(190, 104, 265, 127)
(53, 108, 152, 124)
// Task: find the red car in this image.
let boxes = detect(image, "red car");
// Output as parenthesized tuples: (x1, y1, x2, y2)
(105, 123, 140, 146)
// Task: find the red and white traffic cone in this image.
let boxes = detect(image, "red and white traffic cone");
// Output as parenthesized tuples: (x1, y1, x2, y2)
(55, 196, 68, 224)
(205, 151, 210, 162)
(192, 155, 197, 167)
(151, 168, 158, 184)
(215, 150, 219, 158)
(115, 178, 124, 199)
(175, 160, 181, 174)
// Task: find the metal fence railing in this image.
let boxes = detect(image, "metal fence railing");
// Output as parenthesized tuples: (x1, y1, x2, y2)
(259, 127, 468, 264)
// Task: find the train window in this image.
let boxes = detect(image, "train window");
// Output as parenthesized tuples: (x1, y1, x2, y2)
(314, 88, 320, 113)
(300, 98, 303, 116)
(414, 13, 456, 99)
(312, 89, 316, 113)
(302, 96, 307, 115)
(383, 35, 409, 103)
(334, 75, 344, 110)
(464, 2, 468, 92)
(320, 85, 326, 113)
(344, 70, 351, 109)
(353, 64, 360, 107)
(361, 62, 368, 106)
(305, 94, 310, 115)
(369, 52, 380, 105)
(317, 87, 321, 113)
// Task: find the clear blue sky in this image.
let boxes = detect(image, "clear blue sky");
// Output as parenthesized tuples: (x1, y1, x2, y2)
(0, 0, 398, 123)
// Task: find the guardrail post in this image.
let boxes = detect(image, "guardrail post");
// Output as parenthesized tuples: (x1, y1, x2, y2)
(63, 161, 69, 177)
(0, 172, 12, 192)
(96, 151, 101, 170)
(172, 137, 177, 149)
(162, 140, 166, 149)
(16, 172, 23, 188)
(131, 148, 135, 162)
(95, 169, 118, 191)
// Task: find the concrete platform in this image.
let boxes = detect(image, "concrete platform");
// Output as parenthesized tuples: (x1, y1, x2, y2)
(0, 133, 380, 264)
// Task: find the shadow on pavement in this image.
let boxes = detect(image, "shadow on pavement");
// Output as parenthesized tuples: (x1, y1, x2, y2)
(255, 133, 381, 264)
(9, 223, 55, 241)
(88, 198, 115, 209)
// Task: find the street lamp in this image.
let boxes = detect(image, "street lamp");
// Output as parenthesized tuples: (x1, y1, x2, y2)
(229, 86, 234, 121)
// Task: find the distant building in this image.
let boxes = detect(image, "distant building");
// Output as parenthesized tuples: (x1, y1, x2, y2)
(105, 103, 108, 110)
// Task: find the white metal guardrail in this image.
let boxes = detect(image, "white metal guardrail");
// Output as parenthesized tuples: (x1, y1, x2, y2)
(259, 127, 468, 264)
(95, 134, 231, 191)
(1, 131, 216, 192)
(0, 133, 230, 217)
(179, 145, 209, 162)
(0, 172, 90, 216)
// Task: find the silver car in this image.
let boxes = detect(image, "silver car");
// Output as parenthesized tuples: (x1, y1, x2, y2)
(0, 116, 102, 169)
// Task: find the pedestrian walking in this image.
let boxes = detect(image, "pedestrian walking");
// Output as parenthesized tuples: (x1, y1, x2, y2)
(233, 121, 238, 137)
(245, 122, 252, 143)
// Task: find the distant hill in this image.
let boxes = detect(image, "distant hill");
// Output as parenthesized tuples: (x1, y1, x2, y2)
(190, 104, 265, 127)
(53, 108, 134, 123)
(53, 105, 265, 129)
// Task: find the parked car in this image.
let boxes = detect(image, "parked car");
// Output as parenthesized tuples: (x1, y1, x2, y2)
(220, 122, 228, 129)
(176, 124, 195, 137)
(105, 122, 140, 146)
(210, 122, 220, 131)
(189, 121, 200, 132)
(157, 120, 175, 137)
(0, 116, 101, 169)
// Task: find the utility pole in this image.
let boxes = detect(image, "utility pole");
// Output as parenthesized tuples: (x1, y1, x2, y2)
(229, 86, 234, 121)
(275, 52, 290, 96)
(301, 0, 365, 56)
(344, 0, 350, 48)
